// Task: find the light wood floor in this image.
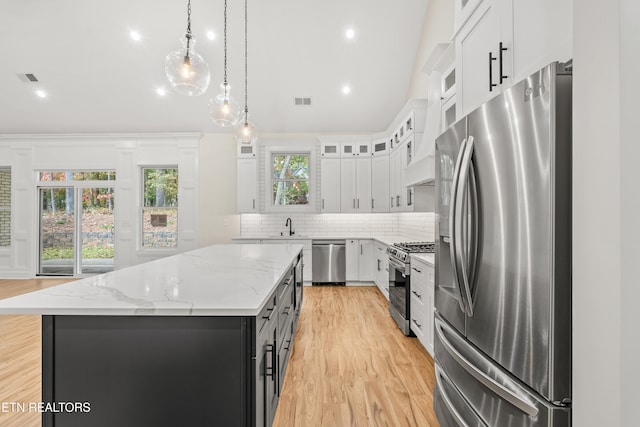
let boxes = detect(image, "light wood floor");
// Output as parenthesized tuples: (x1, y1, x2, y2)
(0, 279, 70, 427)
(0, 280, 438, 427)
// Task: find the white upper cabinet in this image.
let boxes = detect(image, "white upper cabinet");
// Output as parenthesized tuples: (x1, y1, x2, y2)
(455, 0, 485, 31)
(340, 157, 372, 213)
(371, 155, 389, 213)
(356, 141, 371, 157)
(455, 0, 510, 117)
(237, 158, 257, 213)
(320, 142, 340, 158)
(340, 142, 356, 158)
(510, 0, 572, 83)
(320, 158, 341, 212)
(371, 138, 389, 157)
(456, 0, 572, 117)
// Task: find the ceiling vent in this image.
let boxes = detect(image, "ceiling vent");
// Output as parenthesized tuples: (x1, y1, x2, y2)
(18, 73, 39, 83)
(294, 97, 312, 106)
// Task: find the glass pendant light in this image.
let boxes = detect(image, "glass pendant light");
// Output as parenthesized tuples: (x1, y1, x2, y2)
(165, 0, 210, 96)
(210, 0, 240, 127)
(235, 0, 257, 144)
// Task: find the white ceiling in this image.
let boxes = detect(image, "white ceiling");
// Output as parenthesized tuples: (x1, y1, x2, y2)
(0, 0, 428, 135)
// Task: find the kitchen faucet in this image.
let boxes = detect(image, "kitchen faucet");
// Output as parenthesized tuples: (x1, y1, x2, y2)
(285, 217, 294, 236)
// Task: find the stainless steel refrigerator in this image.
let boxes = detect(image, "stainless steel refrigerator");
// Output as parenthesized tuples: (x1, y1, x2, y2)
(433, 62, 572, 426)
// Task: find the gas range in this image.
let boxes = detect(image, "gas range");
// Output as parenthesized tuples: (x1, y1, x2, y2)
(386, 241, 435, 263)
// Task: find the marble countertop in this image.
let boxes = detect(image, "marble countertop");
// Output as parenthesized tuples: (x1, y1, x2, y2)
(0, 244, 303, 316)
(411, 253, 435, 266)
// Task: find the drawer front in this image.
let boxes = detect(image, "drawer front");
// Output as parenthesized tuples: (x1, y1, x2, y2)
(258, 293, 277, 336)
(410, 293, 427, 339)
(277, 285, 295, 348)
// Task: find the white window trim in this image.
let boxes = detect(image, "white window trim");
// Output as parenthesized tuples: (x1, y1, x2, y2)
(139, 165, 179, 252)
(0, 167, 10, 250)
(263, 146, 316, 213)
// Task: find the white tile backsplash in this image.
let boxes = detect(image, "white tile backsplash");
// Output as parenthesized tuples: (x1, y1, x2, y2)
(240, 212, 435, 241)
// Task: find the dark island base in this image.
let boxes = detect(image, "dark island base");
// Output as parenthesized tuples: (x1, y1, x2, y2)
(42, 315, 254, 427)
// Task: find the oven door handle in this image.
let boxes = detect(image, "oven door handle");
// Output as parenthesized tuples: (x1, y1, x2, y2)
(388, 256, 406, 272)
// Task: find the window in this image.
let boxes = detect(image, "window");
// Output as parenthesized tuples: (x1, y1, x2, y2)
(39, 171, 116, 181)
(142, 167, 178, 248)
(271, 154, 310, 206)
(0, 168, 10, 247)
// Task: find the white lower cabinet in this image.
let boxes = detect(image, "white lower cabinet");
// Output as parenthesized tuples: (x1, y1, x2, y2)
(374, 241, 389, 299)
(409, 257, 434, 356)
(346, 239, 375, 282)
(358, 240, 375, 282)
(345, 239, 359, 281)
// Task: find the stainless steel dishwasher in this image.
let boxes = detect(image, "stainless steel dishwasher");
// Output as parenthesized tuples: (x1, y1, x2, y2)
(312, 240, 346, 285)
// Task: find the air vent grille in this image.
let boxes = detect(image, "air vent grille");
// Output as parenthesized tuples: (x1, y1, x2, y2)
(294, 97, 312, 106)
(25, 73, 38, 82)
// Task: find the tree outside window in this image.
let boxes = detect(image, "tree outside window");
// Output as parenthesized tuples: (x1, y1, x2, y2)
(272, 154, 310, 206)
(0, 168, 11, 247)
(142, 168, 178, 248)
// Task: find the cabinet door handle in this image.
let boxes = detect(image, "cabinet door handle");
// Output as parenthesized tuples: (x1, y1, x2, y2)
(412, 318, 422, 328)
(252, 199, 255, 209)
(262, 307, 275, 321)
(412, 290, 422, 299)
(361, 244, 363, 255)
(412, 266, 422, 274)
(265, 344, 275, 378)
(322, 199, 325, 209)
(391, 197, 394, 208)
(396, 195, 400, 205)
(372, 198, 374, 209)
(353, 199, 356, 209)
(499, 42, 508, 84)
(357, 198, 360, 209)
(489, 51, 498, 92)
(377, 259, 381, 271)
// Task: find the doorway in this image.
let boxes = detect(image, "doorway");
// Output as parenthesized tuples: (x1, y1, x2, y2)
(37, 172, 116, 276)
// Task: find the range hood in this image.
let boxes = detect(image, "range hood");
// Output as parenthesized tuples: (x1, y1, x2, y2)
(405, 43, 454, 187)
(405, 77, 440, 186)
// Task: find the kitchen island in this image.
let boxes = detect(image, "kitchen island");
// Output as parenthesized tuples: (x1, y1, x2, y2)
(0, 244, 304, 427)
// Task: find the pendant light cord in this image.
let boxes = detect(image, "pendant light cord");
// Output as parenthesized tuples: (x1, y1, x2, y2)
(223, 0, 228, 86)
(185, 0, 192, 56)
(244, 0, 248, 117)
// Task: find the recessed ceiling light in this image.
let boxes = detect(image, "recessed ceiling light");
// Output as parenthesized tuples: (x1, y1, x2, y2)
(130, 30, 142, 41)
(345, 28, 355, 39)
(156, 87, 167, 97)
(36, 90, 47, 98)
(206, 30, 216, 41)
(342, 85, 351, 95)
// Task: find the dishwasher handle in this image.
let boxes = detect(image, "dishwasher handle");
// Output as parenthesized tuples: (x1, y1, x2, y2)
(312, 240, 346, 246)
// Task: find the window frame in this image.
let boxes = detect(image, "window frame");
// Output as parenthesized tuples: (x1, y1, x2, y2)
(140, 166, 179, 251)
(0, 167, 11, 248)
(263, 146, 316, 213)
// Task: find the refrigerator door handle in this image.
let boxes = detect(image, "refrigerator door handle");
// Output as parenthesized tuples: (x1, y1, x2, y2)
(435, 365, 483, 427)
(449, 137, 468, 314)
(455, 135, 478, 316)
(434, 318, 540, 417)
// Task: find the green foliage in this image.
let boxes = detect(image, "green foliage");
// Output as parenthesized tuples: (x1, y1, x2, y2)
(42, 246, 115, 260)
(143, 168, 178, 207)
(272, 154, 310, 205)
